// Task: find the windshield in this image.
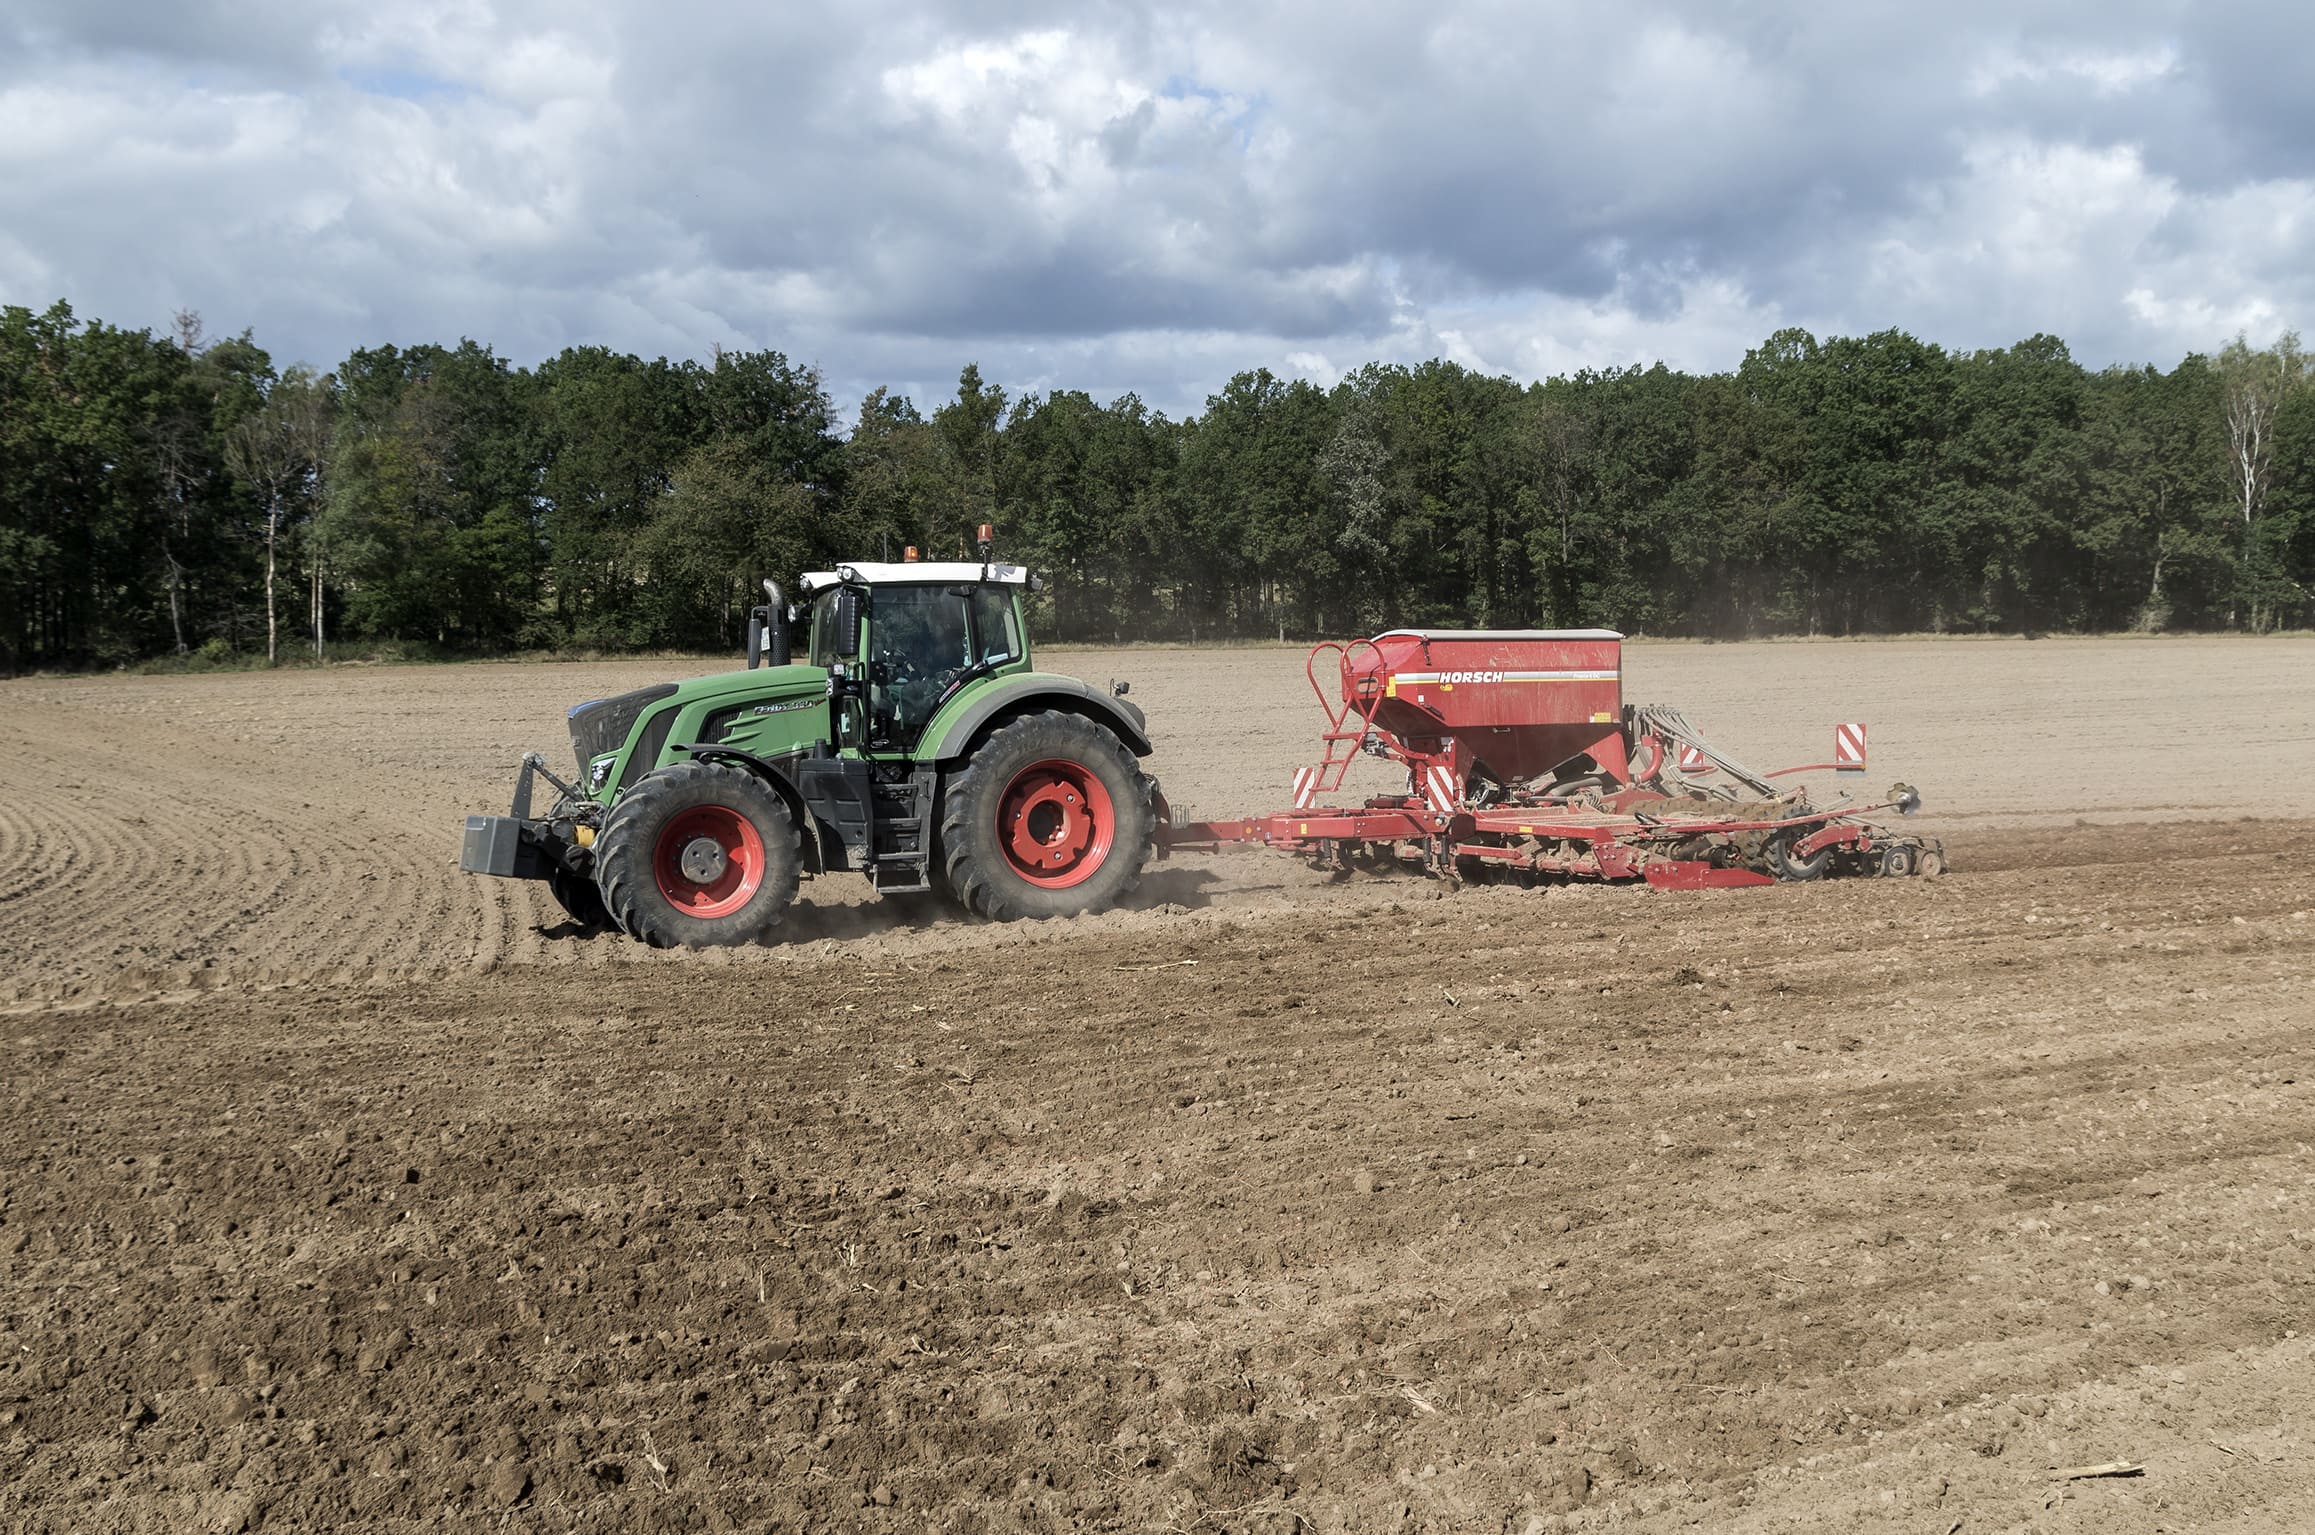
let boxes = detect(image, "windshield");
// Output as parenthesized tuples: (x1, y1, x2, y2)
(807, 583, 1022, 672)
(875, 585, 972, 677)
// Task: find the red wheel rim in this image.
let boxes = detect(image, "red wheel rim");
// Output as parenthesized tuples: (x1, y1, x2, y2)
(652, 804, 766, 919)
(997, 758, 1115, 889)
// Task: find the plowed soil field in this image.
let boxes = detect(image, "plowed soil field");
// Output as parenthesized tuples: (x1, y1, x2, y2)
(5, 637, 2314, 1534)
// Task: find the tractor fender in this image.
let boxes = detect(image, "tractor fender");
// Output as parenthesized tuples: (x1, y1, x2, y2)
(923, 674, 1154, 762)
(673, 744, 828, 873)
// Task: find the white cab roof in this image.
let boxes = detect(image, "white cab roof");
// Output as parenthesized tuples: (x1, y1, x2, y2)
(798, 562, 1029, 592)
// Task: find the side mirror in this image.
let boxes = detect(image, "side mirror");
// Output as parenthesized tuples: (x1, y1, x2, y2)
(831, 587, 862, 661)
(746, 613, 765, 669)
(762, 579, 791, 666)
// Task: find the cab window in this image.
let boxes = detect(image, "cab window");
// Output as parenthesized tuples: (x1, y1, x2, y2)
(807, 589, 847, 668)
(875, 585, 972, 679)
(968, 587, 1021, 666)
(866, 585, 971, 749)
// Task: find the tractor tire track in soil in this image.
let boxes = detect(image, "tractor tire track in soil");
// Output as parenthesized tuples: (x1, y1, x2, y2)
(4, 640, 2315, 1532)
(6, 637, 2314, 1006)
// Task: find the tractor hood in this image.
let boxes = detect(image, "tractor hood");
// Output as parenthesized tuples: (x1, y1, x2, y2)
(567, 664, 828, 790)
(662, 662, 830, 707)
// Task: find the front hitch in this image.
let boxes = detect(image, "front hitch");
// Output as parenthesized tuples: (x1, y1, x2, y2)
(509, 752, 586, 820)
(461, 754, 596, 881)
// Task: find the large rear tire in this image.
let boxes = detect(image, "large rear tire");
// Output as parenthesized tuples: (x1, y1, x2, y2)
(940, 711, 1156, 921)
(596, 761, 801, 948)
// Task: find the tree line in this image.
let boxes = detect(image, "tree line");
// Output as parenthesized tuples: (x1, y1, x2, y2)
(4, 298, 2311, 672)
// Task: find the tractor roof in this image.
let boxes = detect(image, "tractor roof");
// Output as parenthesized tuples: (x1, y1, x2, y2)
(798, 562, 1029, 592)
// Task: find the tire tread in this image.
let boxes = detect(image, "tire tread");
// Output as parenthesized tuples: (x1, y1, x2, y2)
(940, 711, 1156, 921)
(597, 760, 801, 947)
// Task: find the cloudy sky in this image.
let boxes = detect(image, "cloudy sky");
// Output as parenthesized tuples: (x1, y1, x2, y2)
(3, 0, 2309, 419)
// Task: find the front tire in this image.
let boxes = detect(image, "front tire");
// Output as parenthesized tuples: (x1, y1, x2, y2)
(596, 761, 801, 948)
(546, 864, 612, 929)
(940, 711, 1156, 921)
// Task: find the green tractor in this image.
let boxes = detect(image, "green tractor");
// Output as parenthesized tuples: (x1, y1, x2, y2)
(459, 536, 1164, 947)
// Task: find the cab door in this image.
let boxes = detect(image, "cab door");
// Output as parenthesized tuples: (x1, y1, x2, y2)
(864, 584, 977, 754)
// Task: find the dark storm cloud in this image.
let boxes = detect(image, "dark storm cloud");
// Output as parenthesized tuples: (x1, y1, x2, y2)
(0, 0, 2308, 418)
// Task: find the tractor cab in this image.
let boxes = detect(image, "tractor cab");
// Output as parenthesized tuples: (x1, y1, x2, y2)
(790, 561, 1032, 754)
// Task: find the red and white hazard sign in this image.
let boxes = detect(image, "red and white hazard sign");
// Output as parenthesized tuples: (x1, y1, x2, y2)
(1291, 766, 1317, 810)
(1424, 763, 1459, 810)
(1834, 722, 1868, 772)
(1676, 744, 1712, 776)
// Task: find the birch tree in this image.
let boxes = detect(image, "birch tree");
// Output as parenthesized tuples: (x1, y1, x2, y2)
(227, 367, 333, 663)
(2216, 331, 2310, 628)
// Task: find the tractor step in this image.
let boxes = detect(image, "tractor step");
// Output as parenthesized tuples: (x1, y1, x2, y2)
(867, 860, 935, 894)
(865, 770, 940, 891)
(798, 760, 942, 886)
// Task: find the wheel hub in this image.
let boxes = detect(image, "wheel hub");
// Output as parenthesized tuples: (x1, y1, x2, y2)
(679, 835, 728, 884)
(650, 803, 766, 919)
(1008, 780, 1092, 869)
(995, 759, 1116, 888)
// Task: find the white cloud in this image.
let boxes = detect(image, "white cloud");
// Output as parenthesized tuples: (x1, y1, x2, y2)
(1969, 42, 2181, 98)
(1845, 134, 2315, 360)
(880, 30, 1079, 123)
(1, 1, 2308, 415)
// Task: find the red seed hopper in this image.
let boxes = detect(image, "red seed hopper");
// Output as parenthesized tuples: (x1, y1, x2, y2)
(1170, 629, 1942, 888)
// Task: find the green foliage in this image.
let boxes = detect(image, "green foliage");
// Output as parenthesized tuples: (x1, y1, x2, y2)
(0, 302, 271, 668)
(630, 438, 828, 649)
(837, 387, 945, 564)
(532, 346, 694, 648)
(998, 388, 1178, 641)
(6, 302, 2313, 672)
(321, 342, 539, 649)
(1173, 369, 1337, 635)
